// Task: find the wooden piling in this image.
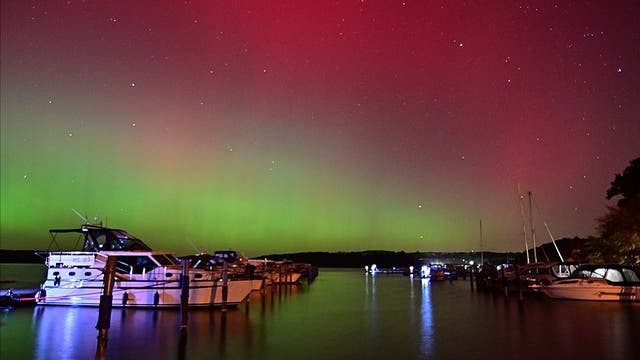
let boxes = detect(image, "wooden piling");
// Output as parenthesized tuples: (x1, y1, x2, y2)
(221, 261, 228, 311)
(95, 256, 117, 360)
(515, 265, 523, 301)
(180, 259, 190, 328)
(502, 268, 509, 297)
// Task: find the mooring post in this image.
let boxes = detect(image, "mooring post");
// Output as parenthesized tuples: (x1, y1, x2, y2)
(515, 265, 523, 301)
(502, 268, 509, 297)
(180, 259, 190, 329)
(279, 265, 284, 286)
(221, 261, 228, 311)
(469, 265, 474, 291)
(95, 256, 117, 360)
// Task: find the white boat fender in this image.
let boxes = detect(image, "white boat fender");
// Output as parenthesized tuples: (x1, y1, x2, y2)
(122, 292, 128, 306)
(153, 291, 160, 306)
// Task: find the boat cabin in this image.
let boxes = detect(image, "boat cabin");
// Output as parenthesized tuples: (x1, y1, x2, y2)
(45, 225, 152, 252)
(572, 265, 640, 284)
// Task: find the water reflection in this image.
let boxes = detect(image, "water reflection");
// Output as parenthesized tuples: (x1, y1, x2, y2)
(33, 307, 97, 359)
(420, 278, 433, 358)
(3, 270, 636, 360)
(364, 271, 378, 342)
(30, 304, 254, 360)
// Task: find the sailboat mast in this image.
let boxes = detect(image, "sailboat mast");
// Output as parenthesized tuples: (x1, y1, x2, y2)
(480, 219, 484, 265)
(517, 184, 530, 264)
(530, 194, 565, 262)
(529, 191, 538, 263)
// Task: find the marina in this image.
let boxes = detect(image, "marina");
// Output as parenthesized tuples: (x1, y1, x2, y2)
(2, 266, 639, 359)
(3, 224, 316, 309)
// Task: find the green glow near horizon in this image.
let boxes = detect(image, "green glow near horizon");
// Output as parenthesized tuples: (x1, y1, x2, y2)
(1, 110, 463, 256)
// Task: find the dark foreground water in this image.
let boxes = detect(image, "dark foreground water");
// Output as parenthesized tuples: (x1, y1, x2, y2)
(1, 266, 639, 360)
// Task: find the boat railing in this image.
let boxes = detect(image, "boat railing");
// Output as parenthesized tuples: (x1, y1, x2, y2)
(115, 261, 134, 276)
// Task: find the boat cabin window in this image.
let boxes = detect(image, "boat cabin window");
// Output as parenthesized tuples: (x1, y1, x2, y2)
(604, 269, 624, 283)
(214, 251, 243, 263)
(591, 268, 606, 279)
(94, 234, 108, 249)
(153, 254, 178, 266)
(115, 256, 158, 274)
(622, 268, 640, 282)
(553, 264, 578, 278)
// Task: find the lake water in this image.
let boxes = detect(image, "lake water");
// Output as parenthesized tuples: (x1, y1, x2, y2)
(1, 266, 639, 360)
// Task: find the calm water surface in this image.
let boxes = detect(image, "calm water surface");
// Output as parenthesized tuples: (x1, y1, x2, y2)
(1, 266, 639, 359)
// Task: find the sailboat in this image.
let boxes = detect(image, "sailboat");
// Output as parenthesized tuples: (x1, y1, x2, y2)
(516, 190, 578, 288)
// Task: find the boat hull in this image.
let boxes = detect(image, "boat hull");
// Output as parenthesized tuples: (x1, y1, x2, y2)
(537, 279, 640, 301)
(35, 265, 253, 308)
(266, 272, 302, 285)
(36, 279, 253, 308)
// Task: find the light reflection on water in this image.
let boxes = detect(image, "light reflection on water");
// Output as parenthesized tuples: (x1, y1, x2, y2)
(1, 267, 639, 360)
(420, 278, 433, 358)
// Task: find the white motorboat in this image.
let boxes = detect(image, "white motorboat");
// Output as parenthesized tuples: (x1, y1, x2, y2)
(518, 261, 581, 286)
(532, 264, 640, 301)
(182, 252, 264, 291)
(35, 225, 253, 308)
(248, 259, 303, 285)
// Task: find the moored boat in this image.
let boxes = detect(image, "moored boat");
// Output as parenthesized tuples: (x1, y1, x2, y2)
(35, 225, 253, 308)
(428, 264, 447, 281)
(248, 258, 304, 285)
(518, 261, 580, 289)
(182, 252, 264, 291)
(532, 264, 640, 301)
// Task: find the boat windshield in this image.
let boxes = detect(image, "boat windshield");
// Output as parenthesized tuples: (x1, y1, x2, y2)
(573, 266, 640, 283)
(214, 251, 243, 263)
(153, 254, 178, 266)
(551, 263, 579, 278)
(115, 255, 158, 274)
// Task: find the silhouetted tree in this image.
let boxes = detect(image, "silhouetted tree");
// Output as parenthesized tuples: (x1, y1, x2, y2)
(606, 157, 640, 207)
(588, 157, 640, 266)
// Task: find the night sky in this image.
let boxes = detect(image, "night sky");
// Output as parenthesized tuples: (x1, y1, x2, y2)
(1, 1, 639, 257)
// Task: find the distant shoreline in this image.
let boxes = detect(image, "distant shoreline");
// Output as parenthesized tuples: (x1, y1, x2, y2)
(0, 250, 556, 269)
(0, 237, 588, 267)
(0, 248, 520, 266)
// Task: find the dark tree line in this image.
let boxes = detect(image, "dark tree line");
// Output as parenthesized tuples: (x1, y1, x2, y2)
(587, 157, 640, 267)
